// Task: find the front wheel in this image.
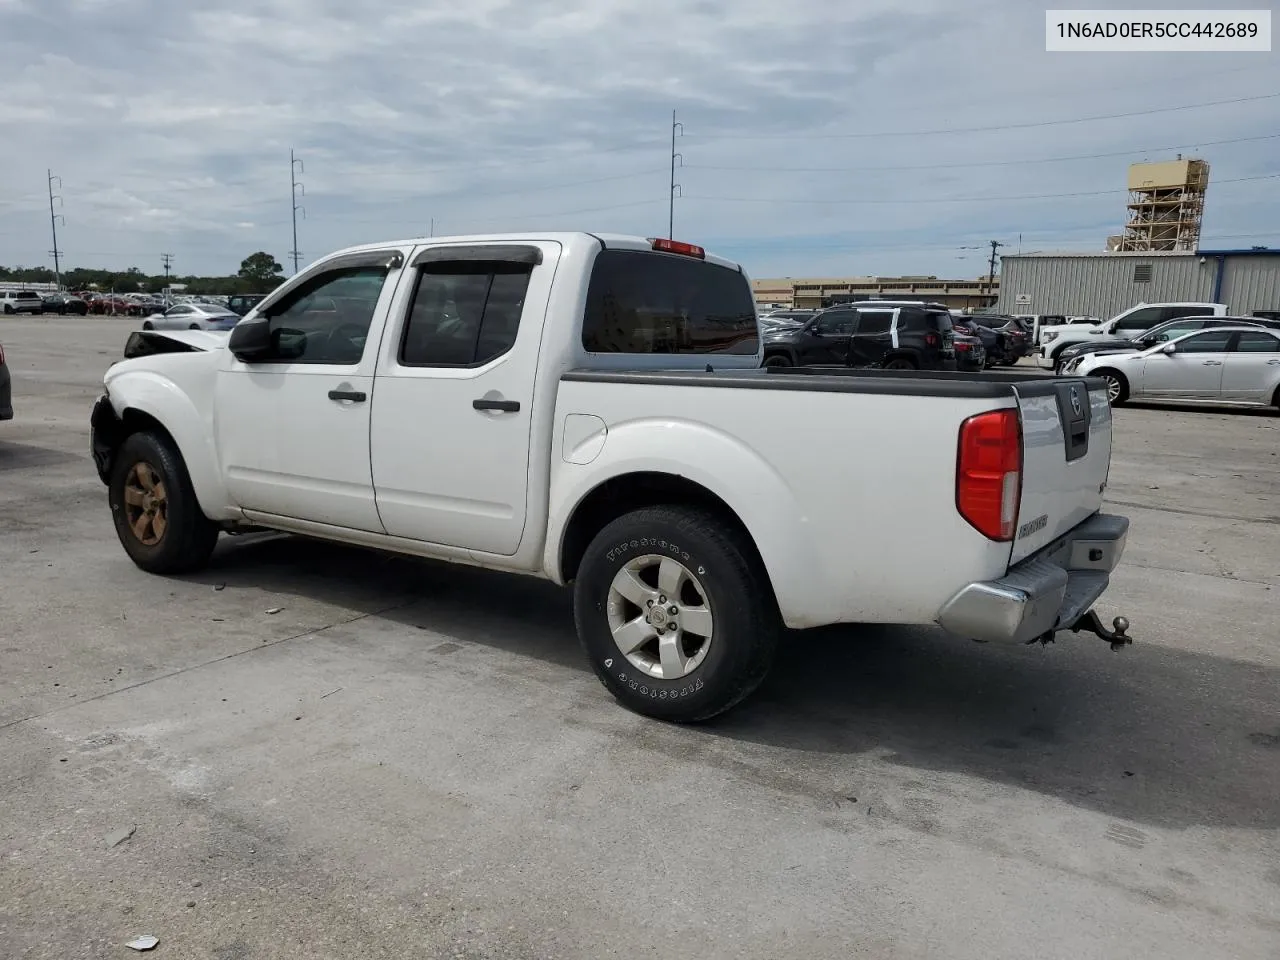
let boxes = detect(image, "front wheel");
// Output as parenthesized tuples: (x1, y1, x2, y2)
(882, 357, 917, 370)
(763, 353, 792, 368)
(573, 505, 781, 722)
(108, 431, 219, 574)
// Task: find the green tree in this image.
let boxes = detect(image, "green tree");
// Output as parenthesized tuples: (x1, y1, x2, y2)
(238, 252, 284, 287)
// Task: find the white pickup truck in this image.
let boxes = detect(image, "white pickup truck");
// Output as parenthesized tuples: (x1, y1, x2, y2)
(91, 232, 1132, 721)
(1038, 302, 1227, 369)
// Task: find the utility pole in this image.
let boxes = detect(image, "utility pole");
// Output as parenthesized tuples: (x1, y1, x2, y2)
(984, 240, 1005, 303)
(669, 110, 683, 239)
(290, 149, 305, 274)
(161, 253, 174, 303)
(47, 170, 65, 289)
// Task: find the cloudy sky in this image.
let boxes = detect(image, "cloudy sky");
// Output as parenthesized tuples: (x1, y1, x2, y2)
(1, 0, 1276, 280)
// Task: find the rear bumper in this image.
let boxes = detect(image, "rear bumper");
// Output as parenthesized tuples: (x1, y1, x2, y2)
(937, 513, 1128, 644)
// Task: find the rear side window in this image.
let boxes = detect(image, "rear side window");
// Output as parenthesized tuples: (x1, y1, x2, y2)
(855, 310, 893, 335)
(401, 263, 531, 367)
(582, 250, 758, 355)
(1236, 332, 1280, 352)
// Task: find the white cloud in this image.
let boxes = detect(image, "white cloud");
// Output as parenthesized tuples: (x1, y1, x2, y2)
(0, 0, 1275, 277)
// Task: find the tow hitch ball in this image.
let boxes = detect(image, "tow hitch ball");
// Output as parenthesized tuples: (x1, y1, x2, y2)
(1070, 609, 1132, 651)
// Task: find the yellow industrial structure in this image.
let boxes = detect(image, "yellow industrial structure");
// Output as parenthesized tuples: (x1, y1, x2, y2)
(1118, 157, 1209, 252)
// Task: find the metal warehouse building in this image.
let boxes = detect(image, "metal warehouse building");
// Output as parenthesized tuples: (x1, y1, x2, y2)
(994, 250, 1280, 319)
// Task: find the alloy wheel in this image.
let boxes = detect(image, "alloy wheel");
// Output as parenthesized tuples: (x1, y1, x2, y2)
(606, 554, 714, 680)
(122, 461, 169, 545)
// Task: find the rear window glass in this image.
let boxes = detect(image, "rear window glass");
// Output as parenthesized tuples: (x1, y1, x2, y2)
(16, 291, 40, 299)
(582, 250, 758, 355)
(915, 310, 952, 332)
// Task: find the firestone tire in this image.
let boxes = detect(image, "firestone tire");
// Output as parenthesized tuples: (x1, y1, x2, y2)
(573, 505, 781, 723)
(108, 431, 219, 575)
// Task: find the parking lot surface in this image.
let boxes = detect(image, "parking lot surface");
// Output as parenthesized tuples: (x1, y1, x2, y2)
(2, 315, 1278, 960)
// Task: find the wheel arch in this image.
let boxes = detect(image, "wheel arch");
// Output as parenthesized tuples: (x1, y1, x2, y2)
(547, 424, 829, 627)
(98, 377, 235, 520)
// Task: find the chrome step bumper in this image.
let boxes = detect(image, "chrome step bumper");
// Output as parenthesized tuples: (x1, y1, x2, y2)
(937, 513, 1129, 645)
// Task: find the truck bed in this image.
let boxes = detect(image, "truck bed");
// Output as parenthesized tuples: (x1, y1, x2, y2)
(556, 364, 1113, 627)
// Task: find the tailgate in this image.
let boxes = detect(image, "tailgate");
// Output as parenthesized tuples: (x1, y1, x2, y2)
(1008, 379, 1112, 565)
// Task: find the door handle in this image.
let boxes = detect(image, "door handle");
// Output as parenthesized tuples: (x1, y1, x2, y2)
(1200, 360, 1222, 366)
(1268, 359, 1280, 365)
(328, 389, 367, 402)
(473, 398, 520, 413)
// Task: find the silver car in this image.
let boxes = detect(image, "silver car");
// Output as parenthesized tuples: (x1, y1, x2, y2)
(142, 303, 240, 332)
(1076, 326, 1280, 409)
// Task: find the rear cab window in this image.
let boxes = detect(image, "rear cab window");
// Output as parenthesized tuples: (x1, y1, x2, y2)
(581, 249, 759, 364)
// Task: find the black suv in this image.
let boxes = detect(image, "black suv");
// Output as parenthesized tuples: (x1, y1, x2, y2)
(762, 300, 956, 370)
(228, 293, 267, 316)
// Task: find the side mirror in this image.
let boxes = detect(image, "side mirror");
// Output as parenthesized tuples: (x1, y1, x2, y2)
(1160, 343, 1177, 355)
(228, 317, 275, 362)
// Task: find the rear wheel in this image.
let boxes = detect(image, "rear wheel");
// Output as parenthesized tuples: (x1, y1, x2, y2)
(188, 323, 200, 330)
(883, 357, 917, 370)
(108, 431, 219, 574)
(142, 321, 154, 330)
(1094, 369, 1129, 406)
(763, 353, 792, 368)
(573, 505, 780, 722)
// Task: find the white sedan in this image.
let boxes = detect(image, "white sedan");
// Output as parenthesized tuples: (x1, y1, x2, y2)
(142, 303, 240, 332)
(1076, 326, 1280, 409)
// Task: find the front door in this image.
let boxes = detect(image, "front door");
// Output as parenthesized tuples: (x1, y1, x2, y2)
(1139, 329, 1234, 399)
(369, 243, 558, 556)
(214, 254, 405, 532)
(1222, 330, 1280, 401)
(795, 309, 856, 365)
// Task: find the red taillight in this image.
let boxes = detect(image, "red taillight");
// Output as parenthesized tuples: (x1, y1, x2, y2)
(955, 341, 971, 351)
(956, 409, 1022, 542)
(924, 332, 940, 347)
(649, 238, 706, 259)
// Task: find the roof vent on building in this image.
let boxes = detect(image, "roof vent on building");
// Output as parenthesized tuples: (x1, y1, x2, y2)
(1133, 264, 1153, 283)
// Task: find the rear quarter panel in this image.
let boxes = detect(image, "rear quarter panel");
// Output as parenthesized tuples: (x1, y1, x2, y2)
(547, 378, 1019, 628)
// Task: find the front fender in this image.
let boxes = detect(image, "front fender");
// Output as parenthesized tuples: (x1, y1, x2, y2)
(546, 417, 830, 627)
(102, 371, 237, 521)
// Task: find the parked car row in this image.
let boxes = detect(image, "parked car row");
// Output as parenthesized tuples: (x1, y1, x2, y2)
(760, 301, 958, 371)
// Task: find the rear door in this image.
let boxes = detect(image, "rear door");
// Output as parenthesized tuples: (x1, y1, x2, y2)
(1141, 329, 1234, 398)
(1222, 330, 1280, 401)
(1007, 379, 1113, 565)
(847, 308, 895, 366)
(369, 242, 559, 555)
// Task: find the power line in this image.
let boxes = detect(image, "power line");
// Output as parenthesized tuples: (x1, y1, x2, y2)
(685, 133, 1280, 174)
(290, 149, 305, 274)
(685, 91, 1280, 142)
(684, 172, 1280, 207)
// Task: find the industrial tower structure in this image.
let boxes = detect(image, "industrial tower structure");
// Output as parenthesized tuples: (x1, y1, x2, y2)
(1118, 157, 1210, 252)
